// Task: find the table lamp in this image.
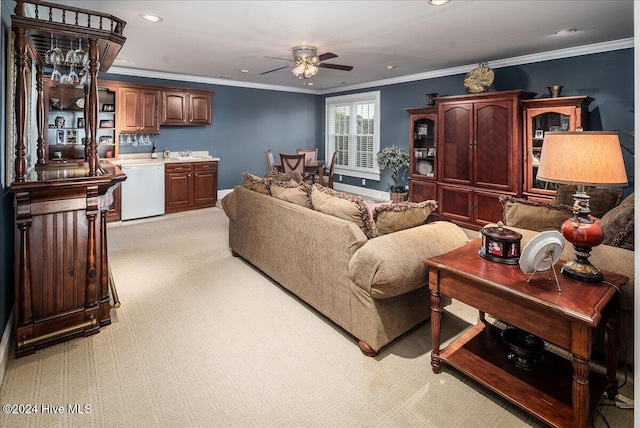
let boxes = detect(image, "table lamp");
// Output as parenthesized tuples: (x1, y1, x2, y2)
(536, 131, 628, 282)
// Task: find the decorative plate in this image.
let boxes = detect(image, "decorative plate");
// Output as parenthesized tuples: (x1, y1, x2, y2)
(75, 97, 85, 109)
(417, 160, 433, 175)
(519, 231, 564, 274)
(463, 62, 494, 93)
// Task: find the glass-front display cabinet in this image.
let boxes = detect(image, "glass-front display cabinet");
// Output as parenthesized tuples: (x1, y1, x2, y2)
(406, 107, 438, 201)
(521, 96, 593, 201)
(46, 81, 117, 161)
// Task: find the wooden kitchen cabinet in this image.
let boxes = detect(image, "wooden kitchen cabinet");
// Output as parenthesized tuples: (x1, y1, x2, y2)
(436, 90, 535, 229)
(118, 86, 160, 134)
(161, 90, 213, 125)
(165, 161, 218, 213)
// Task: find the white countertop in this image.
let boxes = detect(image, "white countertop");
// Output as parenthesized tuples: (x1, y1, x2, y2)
(113, 151, 219, 166)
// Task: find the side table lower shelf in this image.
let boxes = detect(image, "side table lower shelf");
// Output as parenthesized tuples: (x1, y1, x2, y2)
(439, 321, 611, 428)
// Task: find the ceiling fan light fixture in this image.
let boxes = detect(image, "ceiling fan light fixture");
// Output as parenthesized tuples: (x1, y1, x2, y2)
(428, 0, 451, 5)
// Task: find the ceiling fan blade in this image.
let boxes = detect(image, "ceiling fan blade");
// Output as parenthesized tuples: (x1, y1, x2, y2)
(318, 52, 338, 62)
(318, 63, 353, 71)
(264, 55, 294, 62)
(260, 65, 291, 75)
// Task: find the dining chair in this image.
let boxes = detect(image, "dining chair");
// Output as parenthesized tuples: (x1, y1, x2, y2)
(279, 153, 306, 175)
(297, 148, 318, 182)
(319, 150, 338, 189)
(265, 149, 278, 173)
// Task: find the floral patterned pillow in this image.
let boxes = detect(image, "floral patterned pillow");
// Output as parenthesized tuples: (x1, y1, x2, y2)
(242, 172, 269, 195)
(373, 200, 437, 236)
(310, 185, 376, 239)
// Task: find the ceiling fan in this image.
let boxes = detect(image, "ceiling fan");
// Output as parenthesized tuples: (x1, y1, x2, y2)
(261, 46, 353, 78)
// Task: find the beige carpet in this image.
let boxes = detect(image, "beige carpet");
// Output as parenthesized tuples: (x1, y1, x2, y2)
(0, 207, 633, 427)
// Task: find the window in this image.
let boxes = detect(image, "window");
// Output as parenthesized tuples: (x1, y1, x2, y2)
(325, 91, 380, 181)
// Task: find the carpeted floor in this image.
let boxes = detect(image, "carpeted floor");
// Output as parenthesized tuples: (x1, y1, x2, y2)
(0, 207, 633, 427)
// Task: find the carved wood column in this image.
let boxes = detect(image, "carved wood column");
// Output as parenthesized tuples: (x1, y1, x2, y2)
(85, 185, 99, 308)
(87, 38, 99, 175)
(15, 191, 33, 328)
(14, 27, 27, 181)
(36, 65, 45, 165)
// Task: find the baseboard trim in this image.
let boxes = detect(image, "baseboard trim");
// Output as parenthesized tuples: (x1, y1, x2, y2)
(0, 308, 14, 388)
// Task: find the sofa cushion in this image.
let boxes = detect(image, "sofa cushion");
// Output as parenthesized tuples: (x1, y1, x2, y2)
(310, 185, 376, 239)
(600, 193, 634, 250)
(264, 170, 303, 183)
(552, 185, 623, 219)
(242, 172, 270, 195)
(500, 195, 572, 232)
(268, 179, 312, 208)
(373, 200, 437, 236)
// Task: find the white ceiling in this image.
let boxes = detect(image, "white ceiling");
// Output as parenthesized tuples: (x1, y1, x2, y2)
(42, 1, 634, 93)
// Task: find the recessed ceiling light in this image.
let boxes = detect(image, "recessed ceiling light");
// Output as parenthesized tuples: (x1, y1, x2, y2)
(428, 0, 451, 5)
(240, 69, 249, 73)
(555, 28, 577, 35)
(385, 65, 396, 69)
(304, 82, 314, 86)
(140, 13, 163, 23)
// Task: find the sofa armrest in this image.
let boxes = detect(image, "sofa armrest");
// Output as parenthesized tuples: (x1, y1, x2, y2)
(349, 221, 470, 299)
(221, 186, 240, 222)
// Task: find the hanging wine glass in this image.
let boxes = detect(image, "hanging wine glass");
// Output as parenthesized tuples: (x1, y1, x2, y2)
(51, 63, 61, 82)
(52, 39, 63, 65)
(74, 39, 86, 67)
(65, 40, 76, 65)
(68, 64, 78, 83)
(45, 34, 57, 65)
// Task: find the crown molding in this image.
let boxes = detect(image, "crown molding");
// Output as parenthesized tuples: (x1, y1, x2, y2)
(320, 38, 634, 95)
(106, 67, 320, 94)
(106, 38, 633, 96)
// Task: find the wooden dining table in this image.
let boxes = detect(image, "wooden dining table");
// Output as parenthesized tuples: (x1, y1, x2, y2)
(274, 160, 326, 183)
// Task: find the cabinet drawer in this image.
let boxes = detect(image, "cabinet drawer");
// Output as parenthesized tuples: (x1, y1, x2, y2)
(165, 163, 193, 173)
(194, 161, 217, 172)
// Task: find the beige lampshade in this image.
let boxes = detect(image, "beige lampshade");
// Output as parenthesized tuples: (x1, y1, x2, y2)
(536, 131, 628, 187)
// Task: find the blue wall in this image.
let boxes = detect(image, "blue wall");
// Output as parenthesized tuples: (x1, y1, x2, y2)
(0, 43, 634, 351)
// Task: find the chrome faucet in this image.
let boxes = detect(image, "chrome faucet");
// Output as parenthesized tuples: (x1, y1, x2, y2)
(182, 148, 189, 157)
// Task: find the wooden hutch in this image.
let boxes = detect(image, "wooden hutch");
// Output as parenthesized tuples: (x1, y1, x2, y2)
(9, 0, 127, 357)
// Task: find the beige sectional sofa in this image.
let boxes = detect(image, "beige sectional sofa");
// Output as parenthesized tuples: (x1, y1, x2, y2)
(221, 184, 470, 356)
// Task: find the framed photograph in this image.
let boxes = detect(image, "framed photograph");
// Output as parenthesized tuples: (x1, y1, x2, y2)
(77, 117, 85, 129)
(56, 130, 65, 145)
(99, 135, 113, 144)
(549, 126, 560, 132)
(99, 119, 114, 128)
(66, 130, 77, 144)
(534, 129, 544, 139)
(102, 103, 115, 112)
(417, 124, 429, 136)
(427, 147, 436, 157)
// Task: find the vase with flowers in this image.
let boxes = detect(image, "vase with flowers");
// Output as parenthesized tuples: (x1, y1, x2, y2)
(376, 145, 410, 202)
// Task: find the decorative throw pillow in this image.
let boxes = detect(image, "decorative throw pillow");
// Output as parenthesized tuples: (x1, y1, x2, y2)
(310, 185, 376, 239)
(373, 200, 437, 236)
(264, 171, 303, 183)
(242, 172, 269, 195)
(552, 185, 623, 219)
(267, 179, 312, 208)
(499, 195, 572, 232)
(600, 193, 634, 250)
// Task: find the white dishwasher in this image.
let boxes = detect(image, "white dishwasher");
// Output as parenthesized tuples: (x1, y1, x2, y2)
(120, 163, 165, 220)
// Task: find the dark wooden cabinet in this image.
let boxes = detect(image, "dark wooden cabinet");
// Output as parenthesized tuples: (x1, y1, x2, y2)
(437, 90, 535, 229)
(118, 86, 160, 134)
(165, 161, 218, 213)
(406, 107, 438, 203)
(106, 184, 122, 222)
(521, 96, 593, 201)
(161, 90, 213, 126)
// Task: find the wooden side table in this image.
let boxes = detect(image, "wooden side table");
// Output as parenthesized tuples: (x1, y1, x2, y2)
(425, 239, 628, 428)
